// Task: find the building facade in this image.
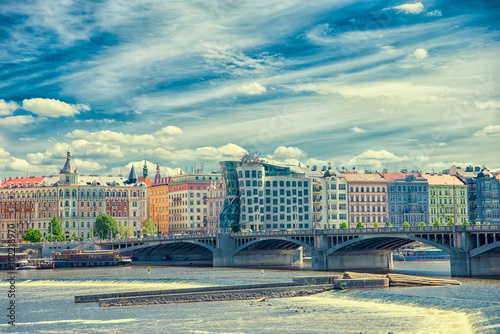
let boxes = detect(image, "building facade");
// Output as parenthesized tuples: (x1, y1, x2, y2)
(320, 169, 348, 229)
(206, 181, 226, 233)
(382, 172, 429, 226)
(168, 172, 222, 234)
(0, 151, 149, 241)
(344, 172, 388, 228)
(425, 174, 468, 225)
(468, 168, 500, 224)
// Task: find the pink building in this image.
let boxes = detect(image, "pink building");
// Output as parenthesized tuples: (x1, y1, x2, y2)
(343, 172, 388, 228)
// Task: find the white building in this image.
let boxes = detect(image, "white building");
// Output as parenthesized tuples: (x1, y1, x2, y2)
(320, 168, 349, 228)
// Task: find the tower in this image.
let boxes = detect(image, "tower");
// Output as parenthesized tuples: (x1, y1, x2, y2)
(143, 156, 148, 179)
(154, 161, 162, 185)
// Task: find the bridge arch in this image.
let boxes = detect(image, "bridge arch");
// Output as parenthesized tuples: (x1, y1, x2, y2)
(470, 240, 500, 258)
(326, 235, 454, 256)
(232, 237, 315, 256)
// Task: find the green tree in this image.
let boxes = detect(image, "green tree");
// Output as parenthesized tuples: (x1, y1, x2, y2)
(433, 220, 442, 226)
(385, 222, 392, 227)
(339, 222, 348, 229)
(475, 221, 481, 226)
(118, 225, 134, 239)
(22, 228, 43, 243)
(142, 218, 155, 236)
(47, 217, 66, 242)
(418, 222, 426, 227)
(447, 218, 454, 226)
(70, 232, 79, 241)
(356, 221, 364, 228)
(373, 222, 380, 228)
(94, 213, 119, 239)
(402, 221, 410, 228)
(87, 231, 92, 239)
(462, 219, 470, 226)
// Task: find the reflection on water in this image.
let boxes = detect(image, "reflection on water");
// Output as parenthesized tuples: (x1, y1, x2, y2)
(0, 262, 499, 334)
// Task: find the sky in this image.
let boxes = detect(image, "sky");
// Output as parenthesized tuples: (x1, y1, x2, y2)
(0, 0, 499, 180)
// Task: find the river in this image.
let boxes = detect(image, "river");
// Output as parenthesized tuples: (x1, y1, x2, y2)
(1, 262, 499, 334)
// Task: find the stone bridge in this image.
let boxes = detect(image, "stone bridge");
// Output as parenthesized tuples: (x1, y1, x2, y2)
(94, 225, 500, 277)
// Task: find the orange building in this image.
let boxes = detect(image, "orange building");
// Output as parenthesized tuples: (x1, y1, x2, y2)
(149, 163, 170, 235)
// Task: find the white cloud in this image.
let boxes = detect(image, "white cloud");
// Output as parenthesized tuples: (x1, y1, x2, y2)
(72, 159, 105, 171)
(22, 98, 88, 117)
(474, 125, 500, 136)
(426, 10, 442, 17)
(350, 127, 366, 133)
(392, 2, 424, 14)
(155, 126, 183, 136)
(239, 82, 267, 95)
(0, 148, 10, 159)
(348, 150, 409, 169)
(151, 143, 247, 163)
(0, 99, 19, 116)
(474, 100, 500, 110)
(66, 129, 154, 146)
(0, 115, 36, 126)
(19, 137, 36, 142)
(412, 48, 428, 59)
(268, 146, 306, 159)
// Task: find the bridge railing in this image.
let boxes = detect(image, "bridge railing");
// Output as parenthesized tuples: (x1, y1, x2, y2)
(94, 234, 219, 244)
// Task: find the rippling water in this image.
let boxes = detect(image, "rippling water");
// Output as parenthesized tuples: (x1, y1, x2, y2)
(1, 262, 499, 334)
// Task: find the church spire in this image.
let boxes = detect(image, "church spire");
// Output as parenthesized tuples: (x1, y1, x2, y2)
(143, 156, 148, 179)
(128, 164, 138, 184)
(154, 161, 161, 184)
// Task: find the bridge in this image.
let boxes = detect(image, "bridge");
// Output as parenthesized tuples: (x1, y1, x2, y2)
(94, 225, 500, 278)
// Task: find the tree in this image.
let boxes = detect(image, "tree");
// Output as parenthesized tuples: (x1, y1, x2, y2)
(94, 213, 119, 239)
(70, 232, 79, 241)
(356, 221, 364, 228)
(402, 221, 410, 228)
(373, 222, 380, 228)
(87, 231, 92, 239)
(142, 218, 155, 236)
(339, 222, 348, 229)
(47, 217, 66, 242)
(22, 229, 43, 243)
(463, 219, 470, 226)
(418, 222, 426, 227)
(447, 218, 454, 226)
(433, 220, 442, 226)
(385, 222, 392, 227)
(119, 225, 134, 239)
(475, 221, 482, 226)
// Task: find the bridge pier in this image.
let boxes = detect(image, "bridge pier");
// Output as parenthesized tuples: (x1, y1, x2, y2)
(326, 251, 393, 271)
(213, 234, 234, 267)
(449, 249, 471, 277)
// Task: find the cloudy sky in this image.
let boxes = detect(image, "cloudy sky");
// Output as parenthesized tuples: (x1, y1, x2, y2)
(1, 0, 499, 180)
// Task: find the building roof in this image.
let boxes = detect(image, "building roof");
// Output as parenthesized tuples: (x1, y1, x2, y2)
(1, 176, 45, 188)
(423, 174, 466, 186)
(342, 172, 387, 182)
(380, 172, 427, 182)
(138, 176, 153, 187)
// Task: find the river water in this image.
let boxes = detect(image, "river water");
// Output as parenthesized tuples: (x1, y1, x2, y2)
(1, 262, 499, 334)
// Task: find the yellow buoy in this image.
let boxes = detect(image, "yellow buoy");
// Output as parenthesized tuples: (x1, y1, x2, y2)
(261, 269, 264, 275)
(147, 266, 151, 273)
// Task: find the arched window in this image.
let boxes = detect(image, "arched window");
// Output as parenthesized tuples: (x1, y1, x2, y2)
(356, 187, 359, 192)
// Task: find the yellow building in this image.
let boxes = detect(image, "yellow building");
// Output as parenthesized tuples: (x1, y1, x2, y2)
(426, 174, 468, 225)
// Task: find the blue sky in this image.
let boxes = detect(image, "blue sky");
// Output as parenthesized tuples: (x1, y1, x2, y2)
(0, 0, 499, 179)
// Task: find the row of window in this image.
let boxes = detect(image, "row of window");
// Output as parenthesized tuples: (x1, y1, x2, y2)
(241, 213, 310, 222)
(349, 186, 385, 193)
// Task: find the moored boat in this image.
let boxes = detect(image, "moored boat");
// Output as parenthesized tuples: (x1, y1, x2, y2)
(393, 247, 449, 261)
(52, 249, 132, 268)
(0, 252, 30, 270)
